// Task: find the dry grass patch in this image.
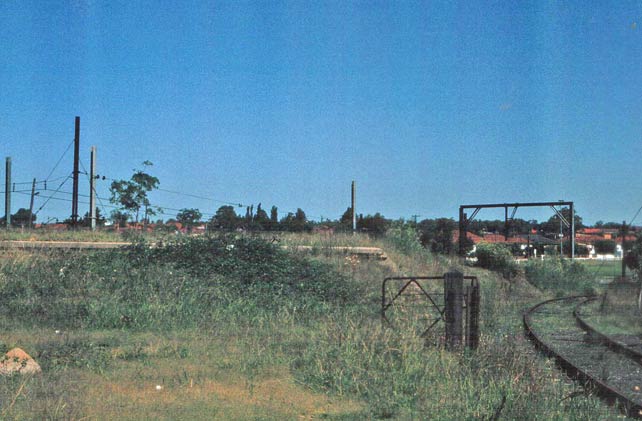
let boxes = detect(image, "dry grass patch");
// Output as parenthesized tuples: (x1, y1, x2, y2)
(81, 367, 361, 420)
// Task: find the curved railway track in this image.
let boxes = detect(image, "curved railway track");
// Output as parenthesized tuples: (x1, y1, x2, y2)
(524, 296, 642, 418)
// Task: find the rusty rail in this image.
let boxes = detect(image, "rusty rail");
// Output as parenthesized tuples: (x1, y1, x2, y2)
(524, 296, 642, 418)
(574, 297, 642, 364)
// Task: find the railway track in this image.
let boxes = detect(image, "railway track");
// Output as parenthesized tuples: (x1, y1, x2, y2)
(524, 296, 642, 418)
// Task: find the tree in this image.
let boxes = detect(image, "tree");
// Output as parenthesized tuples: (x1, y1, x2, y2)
(210, 205, 239, 230)
(593, 239, 616, 254)
(357, 213, 389, 237)
(418, 218, 457, 254)
(267, 206, 279, 231)
(109, 161, 160, 224)
(280, 208, 309, 232)
(541, 207, 583, 236)
(623, 233, 642, 312)
(339, 207, 353, 231)
(81, 207, 106, 227)
(625, 233, 642, 277)
(253, 203, 270, 230)
(10, 208, 35, 227)
(176, 208, 202, 232)
(110, 210, 129, 227)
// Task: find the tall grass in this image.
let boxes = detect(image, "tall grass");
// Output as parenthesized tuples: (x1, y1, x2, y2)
(0, 235, 359, 330)
(0, 229, 124, 242)
(524, 258, 596, 296)
(0, 231, 624, 419)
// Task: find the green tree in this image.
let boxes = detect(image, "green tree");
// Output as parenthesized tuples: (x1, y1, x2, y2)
(593, 239, 616, 254)
(280, 208, 309, 232)
(625, 233, 642, 277)
(109, 161, 160, 224)
(541, 207, 583, 236)
(81, 207, 106, 227)
(338, 207, 353, 231)
(176, 208, 202, 232)
(253, 203, 270, 230)
(11, 208, 35, 227)
(418, 218, 457, 254)
(269, 206, 279, 231)
(110, 210, 129, 227)
(357, 213, 389, 237)
(210, 205, 239, 230)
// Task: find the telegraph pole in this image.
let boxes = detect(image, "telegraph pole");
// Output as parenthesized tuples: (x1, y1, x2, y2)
(4, 157, 10, 229)
(28, 178, 36, 229)
(351, 180, 356, 233)
(570, 202, 575, 260)
(90, 146, 96, 230)
(622, 220, 628, 280)
(71, 116, 80, 227)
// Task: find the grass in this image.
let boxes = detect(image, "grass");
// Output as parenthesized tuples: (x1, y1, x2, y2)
(0, 228, 125, 242)
(578, 259, 631, 279)
(579, 283, 642, 337)
(0, 230, 631, 419)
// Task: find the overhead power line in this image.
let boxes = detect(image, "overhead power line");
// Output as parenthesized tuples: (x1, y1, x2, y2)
(628, 203, 642, 227)
(44, 139, 74, 182)
(34, 176, 71, 216)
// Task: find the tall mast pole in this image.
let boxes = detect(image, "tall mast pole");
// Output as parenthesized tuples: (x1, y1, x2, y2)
(4, 157, 11, 229)
(71, 116, 80, 227)
(90, 146, 96, 230)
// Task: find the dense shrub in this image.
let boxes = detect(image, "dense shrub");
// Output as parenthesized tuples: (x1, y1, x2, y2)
(593, 239, 616, 255)
(474, 243, 518, 279)
(384, 223, 424, 255)
(0, 235, 357, 329)
(524, 258, 593, 295)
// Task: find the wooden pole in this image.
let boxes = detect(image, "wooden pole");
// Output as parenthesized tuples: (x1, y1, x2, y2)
(4, 157, 10, 229)
(90, 146, 96, 231)
(71, 116, 80, 226)
(622, 220, 628, 279)
(28, 178, 36, 229)
(351, 181, 356, 233)
(444, 270, 463, 350)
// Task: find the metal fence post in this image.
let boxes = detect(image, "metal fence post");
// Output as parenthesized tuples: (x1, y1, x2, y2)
(465, 281, 480, 349)
(444, 270, 463, 350)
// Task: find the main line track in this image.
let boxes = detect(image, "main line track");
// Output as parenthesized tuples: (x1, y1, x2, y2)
(524, 296, 642, 418)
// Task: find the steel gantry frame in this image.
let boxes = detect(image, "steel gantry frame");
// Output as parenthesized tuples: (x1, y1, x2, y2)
(459, 201, 575, 259)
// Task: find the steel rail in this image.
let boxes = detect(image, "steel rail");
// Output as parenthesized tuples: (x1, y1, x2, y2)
(524, 295, 642, 418)
(574, 297, 642, 364)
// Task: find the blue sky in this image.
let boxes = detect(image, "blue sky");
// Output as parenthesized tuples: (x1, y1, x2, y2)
(1, 1, 641, 225)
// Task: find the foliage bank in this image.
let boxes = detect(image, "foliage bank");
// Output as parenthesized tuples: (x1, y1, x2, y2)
(524, 258, 594, 296)
(0, 235, 357, 330)
(474, 243, 519, 279)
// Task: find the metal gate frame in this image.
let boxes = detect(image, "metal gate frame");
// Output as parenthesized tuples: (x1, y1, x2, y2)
(381, 275, 479, 348)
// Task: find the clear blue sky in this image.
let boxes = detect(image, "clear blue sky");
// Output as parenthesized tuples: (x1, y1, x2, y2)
(1, 1, 641, 225)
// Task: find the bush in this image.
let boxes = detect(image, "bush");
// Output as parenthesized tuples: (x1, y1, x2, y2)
(474, 243, 518, 279)
(385, 223, 424, 255)
(524, 258, 593, 295)
(0, 235, 358, 329)
(593, 239, 616, 255)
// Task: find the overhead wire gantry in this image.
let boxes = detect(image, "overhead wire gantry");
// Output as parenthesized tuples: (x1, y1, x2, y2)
(458, 201, 576, 259)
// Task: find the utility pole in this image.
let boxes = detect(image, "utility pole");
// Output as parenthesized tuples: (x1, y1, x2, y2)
(560, 218, 564, 259)
(71, 116, 80, 227)
(4, 157, 10, 229)
(90, 146, 96, 231)
(411, 214, 420, 225)
(351, 180, 356, 234)
(570, 202, 575, 260)
(622, 220, 628, 280)
(28, 178, 36, 229)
